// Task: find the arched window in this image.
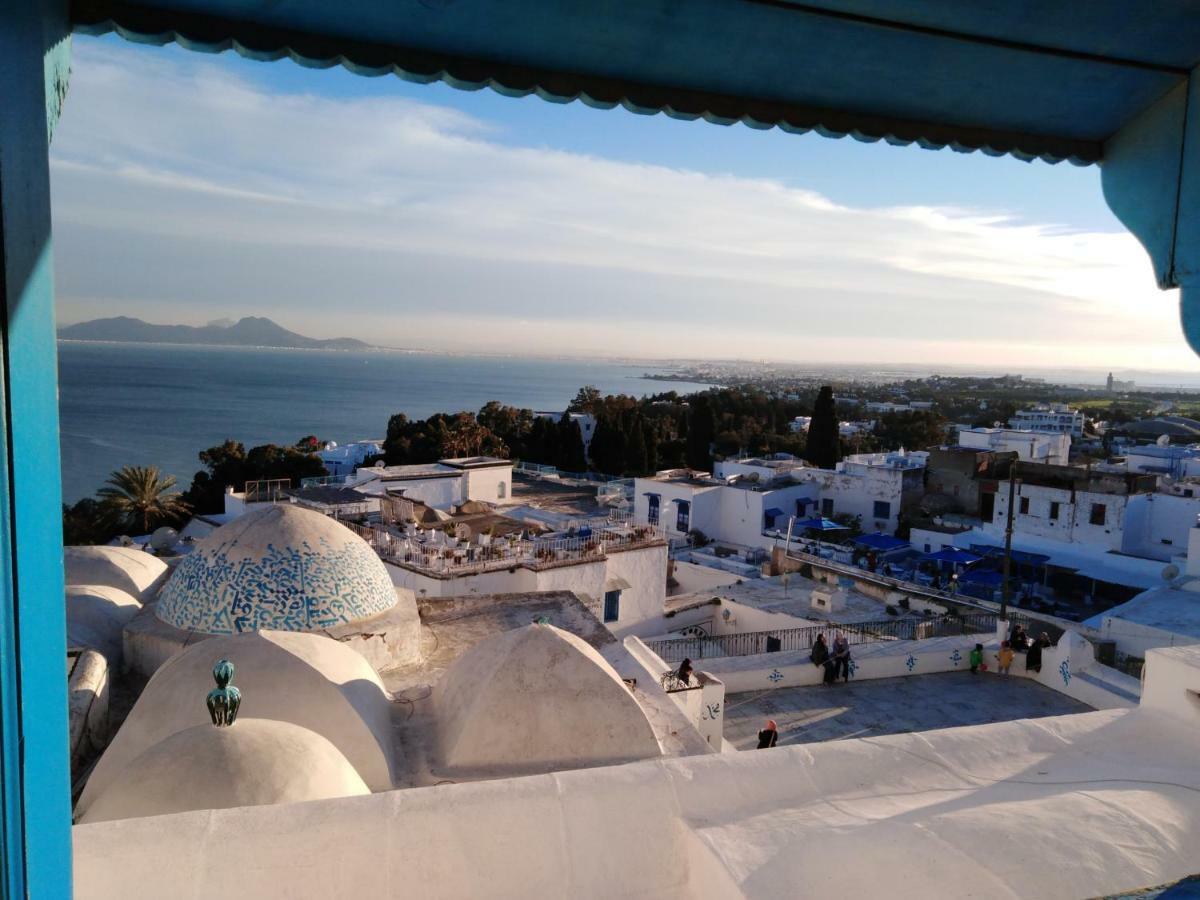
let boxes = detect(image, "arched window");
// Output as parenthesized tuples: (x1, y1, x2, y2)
(497, 481, 507, 499)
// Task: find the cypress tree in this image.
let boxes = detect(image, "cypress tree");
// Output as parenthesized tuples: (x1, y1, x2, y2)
(625, 417, 649, 475)
(685, 396, 716, 470)
(806, 385, 840, 469)
(556, 413, 587, 472)
(642, 418, 659, 474)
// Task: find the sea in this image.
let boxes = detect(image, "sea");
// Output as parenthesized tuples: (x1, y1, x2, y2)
(58, 342, 715, 504)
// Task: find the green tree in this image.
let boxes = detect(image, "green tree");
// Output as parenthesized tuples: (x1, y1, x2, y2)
(806, 386, 840, 469)
(62, 498, 120, 546)
(184, 440, 327, 514)
(685, 396, 716, 470)
(641, 418, 660, 474)
(98, 465, 191, 534)
(624, 416, 649, 474)
(555, 414, 587, 471)
(568, 385, 602, 413)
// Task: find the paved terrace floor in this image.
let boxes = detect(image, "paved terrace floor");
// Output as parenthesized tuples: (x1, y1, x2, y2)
(723, 672, 1092, 749)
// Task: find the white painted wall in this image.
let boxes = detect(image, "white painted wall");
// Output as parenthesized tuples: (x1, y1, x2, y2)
(634, 478, 723, 539)
(986, 480, 1131, 551)
(958, 428, 1070, 465)
(383, 543, 667, 634)
(462, 464, 513, 504)
(1140, 644, 1200, 719)
(1121, 492, 1200, 561)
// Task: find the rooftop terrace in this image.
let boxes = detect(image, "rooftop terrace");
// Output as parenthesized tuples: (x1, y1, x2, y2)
(723, 672, 1092, 749)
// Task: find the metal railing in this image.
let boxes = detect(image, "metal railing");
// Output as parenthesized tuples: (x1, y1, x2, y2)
(344, 514, 664, 577)
(645, 612, 1016, 663)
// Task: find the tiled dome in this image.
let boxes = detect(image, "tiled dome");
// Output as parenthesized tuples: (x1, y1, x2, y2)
(155, 505, 396, 634)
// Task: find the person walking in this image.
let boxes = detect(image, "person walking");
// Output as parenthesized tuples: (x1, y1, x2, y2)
(969, 643, 984, 674)
(757, 719, 779, 749)
(831, 632, 851, 683)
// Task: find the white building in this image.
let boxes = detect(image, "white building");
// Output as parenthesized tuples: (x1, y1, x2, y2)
(1107, 443, 1200, 479)
(348, 456, 513, 508)
(797, 451, 926, 534)
(1084, 523, 1200, 658)
(535, 410, 596, 461)
(633, 467, 817, 550)
(983, 464, 1157, 554)
(1010, 403, 1085, 438)
(633, 450, 926, 545)
(359, 512, 668, 635)
(957, 426, 1071, 465)
(788, 416, 811, 433)
(315, 439, 383, 477)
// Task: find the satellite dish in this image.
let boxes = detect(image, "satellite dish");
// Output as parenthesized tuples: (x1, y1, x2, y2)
(1162, 563, 1181, 582)
(1157, 434, 1171, 447)
(374, 460, 385, 468)
(149, 527, 178, 551)
(117, 535, 134, 548)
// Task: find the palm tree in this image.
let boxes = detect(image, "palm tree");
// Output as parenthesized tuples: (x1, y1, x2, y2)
(98, 465, 191, 534)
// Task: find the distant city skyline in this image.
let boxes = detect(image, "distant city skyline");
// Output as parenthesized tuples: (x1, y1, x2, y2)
(50, 36, 1195, 372)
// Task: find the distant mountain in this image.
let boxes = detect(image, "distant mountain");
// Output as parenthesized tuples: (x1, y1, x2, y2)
(58, 316, 372, 351)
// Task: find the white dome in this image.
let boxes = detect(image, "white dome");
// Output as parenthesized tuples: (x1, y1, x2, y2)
(154, 505, 396, 634)
(434, 623, 661, 777)
(66, 584, 141, 663)
(64, 546, 169, 601)
(77, 630, 396, 818)
(77, 719, 369, 823)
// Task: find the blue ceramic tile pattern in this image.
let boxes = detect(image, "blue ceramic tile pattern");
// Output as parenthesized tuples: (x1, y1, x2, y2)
(156, 532, 396, 633)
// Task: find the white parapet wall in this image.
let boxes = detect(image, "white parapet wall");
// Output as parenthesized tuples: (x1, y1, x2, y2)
(689, 627, 1140, 711)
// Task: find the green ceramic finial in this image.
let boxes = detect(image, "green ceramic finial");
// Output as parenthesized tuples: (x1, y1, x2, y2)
(206, 658, 241, 727)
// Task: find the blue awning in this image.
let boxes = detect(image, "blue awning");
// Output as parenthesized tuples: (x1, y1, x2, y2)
(970, 545, 1052, 565)
(854, 532, 909, 551)
(72, 1, 1200, 167)
(795, 517, 847, 532)
(922, 547, 983, 565)
(763, 507, 784, 518)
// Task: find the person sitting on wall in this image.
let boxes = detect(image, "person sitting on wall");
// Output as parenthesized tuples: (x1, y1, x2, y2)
(1009, 623, 1029, 651)
(757, 719, 779, 749)
(831, 633, 851, 683)
(1025, 633, 1051, 673)
(676, 657, 694, 686)
(811, 633, 830, 674)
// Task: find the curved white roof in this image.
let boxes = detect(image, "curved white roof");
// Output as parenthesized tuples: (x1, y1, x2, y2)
(77, 630, 396, 818)
(66, 584, 141, 663)
(64, 546, 169, 601)
(434, 623, 661, 776)
(155, 505, 396, 634)
(78, 719, 369, 824)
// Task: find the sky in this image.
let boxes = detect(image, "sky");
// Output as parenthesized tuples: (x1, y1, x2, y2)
(49, 35, 1197, 372)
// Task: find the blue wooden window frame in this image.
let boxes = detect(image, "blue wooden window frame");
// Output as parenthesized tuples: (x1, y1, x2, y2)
(675, 500, 690, 533)
(873, 500, 891, 520)
(0, 4, 74, 895)
(603, 590, 621, 623)
(646, 493, 660, 526)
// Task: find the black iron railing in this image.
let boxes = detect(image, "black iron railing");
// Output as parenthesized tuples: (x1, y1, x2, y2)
(644, 612, 1041, 663)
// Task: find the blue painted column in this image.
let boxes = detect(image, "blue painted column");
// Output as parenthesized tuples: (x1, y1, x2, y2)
(0, 1, 73, 897)
(1101, 69, 1200, 358)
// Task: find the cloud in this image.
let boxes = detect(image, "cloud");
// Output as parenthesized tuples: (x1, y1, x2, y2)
(50, 38, 1192, 370)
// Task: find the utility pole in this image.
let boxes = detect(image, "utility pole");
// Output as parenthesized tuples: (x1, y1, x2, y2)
(1001, 473, 1020, 620)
